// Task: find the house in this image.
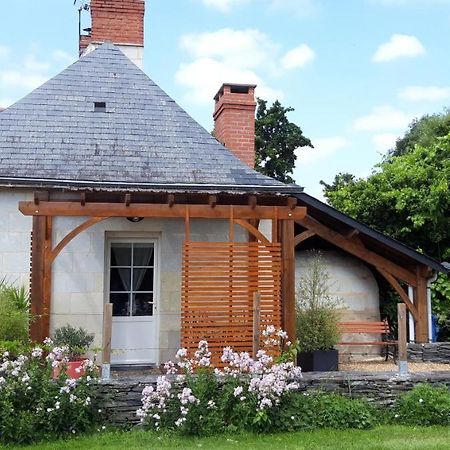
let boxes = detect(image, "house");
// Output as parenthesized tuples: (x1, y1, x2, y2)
(0, 0, 447, 365)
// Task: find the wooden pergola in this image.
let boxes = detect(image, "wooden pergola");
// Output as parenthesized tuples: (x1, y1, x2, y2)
(21, 191, 306, 352)
(294, 193, 437, 344)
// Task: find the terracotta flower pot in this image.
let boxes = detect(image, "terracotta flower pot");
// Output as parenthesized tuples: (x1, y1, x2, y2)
(53, 359, 86, 379)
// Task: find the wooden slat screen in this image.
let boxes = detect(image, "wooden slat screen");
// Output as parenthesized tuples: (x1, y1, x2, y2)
(181, 241, 282, 363)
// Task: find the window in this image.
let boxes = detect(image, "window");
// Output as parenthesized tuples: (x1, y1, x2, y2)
(109, 242, 155, 317)
(94, 101, 106, 112)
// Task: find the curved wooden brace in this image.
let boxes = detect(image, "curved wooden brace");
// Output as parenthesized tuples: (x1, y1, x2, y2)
(294, 230, 316, 247)
(233, 219, 272, 245)
(378, 268, 418, 320)
(48, 217, 110, 265)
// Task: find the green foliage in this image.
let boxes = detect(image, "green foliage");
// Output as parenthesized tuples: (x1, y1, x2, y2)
(296, 392, 378, 430)
(392, 109, 450, 157)
(0, 346, 103, 445)
(0, 281, 30, 343)
(255, 98, 313, 183)
(0, 339, 32, 357)
(53, 325, 94, 359)
(394, 384, 450, 426)
(322, 122, 450, 339)
(296, 252, 342, 352)
(431, 274, 450, 340)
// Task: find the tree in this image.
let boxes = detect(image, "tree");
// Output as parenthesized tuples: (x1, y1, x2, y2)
(391, 109, 450, 157)
(322, 113, 450, 339)
(255, 99, 313, 183)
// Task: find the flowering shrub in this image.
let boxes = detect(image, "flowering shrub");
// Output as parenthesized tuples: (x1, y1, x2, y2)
(0, 339, 103, 444)
(138, 326, 303, 435)
(394, 383, 450, 426)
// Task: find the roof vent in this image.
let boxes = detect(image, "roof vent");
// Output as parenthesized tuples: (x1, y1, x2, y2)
(94, 101, 106, 112)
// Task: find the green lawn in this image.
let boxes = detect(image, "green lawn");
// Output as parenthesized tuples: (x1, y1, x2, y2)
(11, 426, 450, 450)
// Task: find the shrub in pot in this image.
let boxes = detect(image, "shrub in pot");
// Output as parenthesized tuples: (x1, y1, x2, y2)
(296, 251, 341, 371)
(52, 324, 94, 378)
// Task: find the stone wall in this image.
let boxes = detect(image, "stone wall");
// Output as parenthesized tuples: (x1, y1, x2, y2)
(100, 371, 450, 426)
(408, 343, 450, 363)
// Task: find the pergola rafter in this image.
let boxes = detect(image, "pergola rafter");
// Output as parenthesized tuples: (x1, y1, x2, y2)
(294, 214, 431, 343)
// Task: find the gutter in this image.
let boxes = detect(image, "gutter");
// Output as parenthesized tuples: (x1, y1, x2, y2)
(0, 177, 304, 195)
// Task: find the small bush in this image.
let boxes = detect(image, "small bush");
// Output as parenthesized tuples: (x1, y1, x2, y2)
(53, 325, 94, 359)
(0, 281, 30, 343)
(394, 383, 450, 426)
(296, 252, 342, 352)
(0, 342, 103, 445)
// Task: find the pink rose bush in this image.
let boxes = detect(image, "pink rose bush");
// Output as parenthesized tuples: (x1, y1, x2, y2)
(138, 326, 302, 435)
(0, 340, 103, 445)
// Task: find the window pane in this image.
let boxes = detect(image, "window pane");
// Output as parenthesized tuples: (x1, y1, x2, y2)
(133, 268, 154, 291)
(111, 243, 132, 266)
(133, 293, 153, 316)
(133, 243, 154, 267)
(110, 268, 131, 291)
(110, 293, 130, 316)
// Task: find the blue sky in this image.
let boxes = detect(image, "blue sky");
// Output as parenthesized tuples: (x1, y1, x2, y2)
(1, 0, 450, 199)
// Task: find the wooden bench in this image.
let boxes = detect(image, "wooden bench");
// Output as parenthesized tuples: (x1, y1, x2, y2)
(338, 320, 397, 361)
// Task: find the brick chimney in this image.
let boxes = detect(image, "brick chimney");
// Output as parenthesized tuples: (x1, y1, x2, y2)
(79, 0, 145, 69)
(213, 83, 257, 168)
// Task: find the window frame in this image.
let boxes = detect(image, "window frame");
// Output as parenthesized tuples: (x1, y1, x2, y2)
(106, 236, 160, 321)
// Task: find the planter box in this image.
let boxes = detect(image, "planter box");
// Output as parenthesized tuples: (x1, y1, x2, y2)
(297, 349, 338, 372)
(53, 360, 86, 379)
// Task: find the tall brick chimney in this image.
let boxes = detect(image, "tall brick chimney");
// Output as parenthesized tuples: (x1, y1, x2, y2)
(79, 0, 145, 69)
(213, 83, 257, 168)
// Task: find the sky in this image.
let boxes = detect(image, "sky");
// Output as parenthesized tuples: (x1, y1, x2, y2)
(1, 0, 450, 199)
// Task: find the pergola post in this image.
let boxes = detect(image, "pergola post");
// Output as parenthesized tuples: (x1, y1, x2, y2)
(281, 219, 296, 343)
(415, 266, 430, 343)
(30, 215, 52, 342)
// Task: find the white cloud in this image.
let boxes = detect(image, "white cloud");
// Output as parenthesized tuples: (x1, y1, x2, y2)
(52, 50, 76, 65)
(201, 0, 319, 16)
(354, 105, 411, 131)
(176, 57, 283, 104)
(180, 28, 278, 70)
(0, 70, 49, 90)
(296, 136, 349, 165)
(201, 0, 250, 12)
(372, 133, 398, 152)
(372, 34, 425, 62)
(269, 0, 319, 17)
(0, 98, 14, 109)
(177, 28, 290, 104)
(399, 86, 450, 101)
(281, 44, 315, 70)
(24, 55, 50, 72)
(0, 45, 10, 58)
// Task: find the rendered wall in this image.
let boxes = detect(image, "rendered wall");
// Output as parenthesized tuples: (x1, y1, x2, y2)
(0, 189, 33, 287)
(296, 250, 381, 361)
(50, 216, 245, 364)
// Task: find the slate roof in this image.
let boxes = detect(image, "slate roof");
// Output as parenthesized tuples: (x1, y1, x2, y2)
(0, 44, 298, 194)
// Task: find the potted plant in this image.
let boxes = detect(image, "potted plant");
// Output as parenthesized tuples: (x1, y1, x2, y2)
(296, 251, 342, 372)
(52, 324, 94, 378)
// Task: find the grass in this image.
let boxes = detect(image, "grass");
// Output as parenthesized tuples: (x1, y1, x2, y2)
(12, 426, 450, 450)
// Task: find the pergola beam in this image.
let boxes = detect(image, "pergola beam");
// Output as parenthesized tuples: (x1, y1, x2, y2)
(19, 201, 307, 220)
(296, 215, 417, 287)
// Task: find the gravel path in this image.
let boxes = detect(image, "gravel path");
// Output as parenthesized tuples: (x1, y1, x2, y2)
(340, 359, 450, 372)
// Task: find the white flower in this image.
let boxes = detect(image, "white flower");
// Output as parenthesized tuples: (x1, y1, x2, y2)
(234, 386, 243, 397)
(31, 347, 43, 358)
(419, 398, 424, 403)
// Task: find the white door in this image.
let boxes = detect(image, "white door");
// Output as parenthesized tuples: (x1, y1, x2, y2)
(108, 240, 158, 365)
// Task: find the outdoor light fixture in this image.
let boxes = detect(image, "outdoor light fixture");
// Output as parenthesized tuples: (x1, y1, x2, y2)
(126, 217, 144, 223)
